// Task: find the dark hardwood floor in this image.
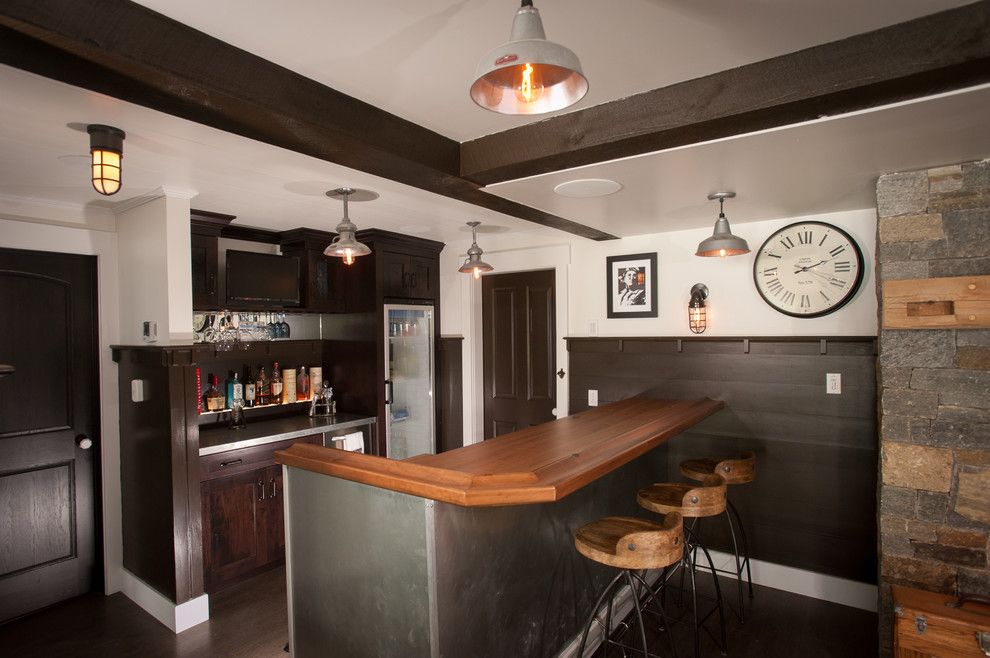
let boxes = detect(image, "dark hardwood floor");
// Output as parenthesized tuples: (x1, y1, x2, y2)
(0, 567, 288, 658)
(591, 574, 878, 658)
(0, 566, 876, 657)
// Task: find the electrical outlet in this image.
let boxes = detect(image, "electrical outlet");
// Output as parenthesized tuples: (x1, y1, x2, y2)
(826, 373, 842, 395)
(588, 389, 599, 407)
(131, 379, 146, 403)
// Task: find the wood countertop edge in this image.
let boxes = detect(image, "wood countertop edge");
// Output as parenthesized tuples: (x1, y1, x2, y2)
(275, 397, 725, 507)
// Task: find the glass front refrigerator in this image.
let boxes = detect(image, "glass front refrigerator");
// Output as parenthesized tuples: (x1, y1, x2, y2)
(384, 304, 436, 459)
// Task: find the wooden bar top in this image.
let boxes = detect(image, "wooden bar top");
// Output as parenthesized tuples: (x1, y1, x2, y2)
(275, 396, 724, 507)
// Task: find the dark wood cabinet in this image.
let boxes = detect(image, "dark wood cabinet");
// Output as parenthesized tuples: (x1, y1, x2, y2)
(380, 250, 437, 300)
(280, 229, 345, 312)
(325, 230, 444, 455)
(199, 434, 319, 592)
(191, 232, 219, 310)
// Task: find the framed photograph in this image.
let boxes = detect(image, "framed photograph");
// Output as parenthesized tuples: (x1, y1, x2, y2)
(606, 252, 658, 318)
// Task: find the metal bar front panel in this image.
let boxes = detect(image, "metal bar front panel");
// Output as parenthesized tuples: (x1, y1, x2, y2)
(284, 466, 434, 658)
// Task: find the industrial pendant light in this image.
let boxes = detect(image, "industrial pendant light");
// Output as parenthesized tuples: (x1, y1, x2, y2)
(695, 192, 750, 258)
(324, 187, 375, 265)
(87, 124, 125, 196)
(458, 221, 494, 279)
(470, 0, 588, 115)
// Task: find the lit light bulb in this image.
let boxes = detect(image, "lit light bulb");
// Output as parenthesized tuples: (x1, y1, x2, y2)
(344, 248, 354, 265)
(91, 149, 121, 195)
(515, 63, 544, 104)
(718, 248, 727, 258)
(473, 267, 481, 280)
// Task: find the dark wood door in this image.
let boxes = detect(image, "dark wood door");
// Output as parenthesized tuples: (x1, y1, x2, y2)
(259, 465, 285, 563)
(201, 468, 263, 592)
(0, 248, 100, 621)
(482, 269, 556, 439)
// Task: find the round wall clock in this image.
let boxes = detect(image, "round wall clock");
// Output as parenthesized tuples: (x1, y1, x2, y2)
(753, 221, 864, 318)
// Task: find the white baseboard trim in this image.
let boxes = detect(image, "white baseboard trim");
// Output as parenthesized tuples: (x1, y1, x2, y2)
(119, 569, 210, 633)
(697, 549, 878, 612)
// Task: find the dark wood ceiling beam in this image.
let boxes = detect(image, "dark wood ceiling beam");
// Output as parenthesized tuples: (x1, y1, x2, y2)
(0, 0, 617, 240)
(461, 1, 990, 185)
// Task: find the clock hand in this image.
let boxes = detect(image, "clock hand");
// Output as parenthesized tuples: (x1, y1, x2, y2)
(793, 259, 830, 274)
(803, 268, 844, 285)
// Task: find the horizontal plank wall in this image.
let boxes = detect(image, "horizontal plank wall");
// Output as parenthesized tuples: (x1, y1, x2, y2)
(567, 336, 878, 583)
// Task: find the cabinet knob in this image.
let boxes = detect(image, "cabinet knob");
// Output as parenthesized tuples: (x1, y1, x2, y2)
(77, 435, 93, 450)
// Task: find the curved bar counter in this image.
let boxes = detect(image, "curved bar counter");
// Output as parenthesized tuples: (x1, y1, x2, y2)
(275, 396, 724, 657)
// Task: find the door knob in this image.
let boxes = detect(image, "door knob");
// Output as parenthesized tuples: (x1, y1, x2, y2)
(556, 369, 566, 379)
(76, 435, 93, 450)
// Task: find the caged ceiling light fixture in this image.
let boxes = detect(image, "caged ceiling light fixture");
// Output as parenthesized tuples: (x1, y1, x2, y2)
(87, 124, 125, 196)
(695, 192, 750, 258)
(324, 187, 375, 265)
(470, 0, 588, 115)
(458, 221, 495, 279)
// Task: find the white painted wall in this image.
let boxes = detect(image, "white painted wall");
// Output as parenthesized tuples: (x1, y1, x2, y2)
(440, 207, 878, 444)
(0, 204, 124, 596)
(116, 188, 196, 344)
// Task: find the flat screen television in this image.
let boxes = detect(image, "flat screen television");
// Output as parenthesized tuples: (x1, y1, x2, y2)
(225, 250, 301, 306)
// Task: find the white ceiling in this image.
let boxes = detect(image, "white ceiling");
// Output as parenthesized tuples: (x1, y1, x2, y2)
(131, 0, 977, 142)
(0, 1, 986, 242)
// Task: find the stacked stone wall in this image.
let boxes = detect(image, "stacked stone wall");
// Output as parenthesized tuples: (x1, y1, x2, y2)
(876, 159, 990, 656)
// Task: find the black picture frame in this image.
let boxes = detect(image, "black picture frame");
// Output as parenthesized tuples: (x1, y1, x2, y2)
(606, 252, 658, 318)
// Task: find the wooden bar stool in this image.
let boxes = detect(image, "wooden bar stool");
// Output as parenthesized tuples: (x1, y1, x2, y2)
(679, 451, 756, 621)
(637, 475, 728, 658)
(574, 513, 683, 657)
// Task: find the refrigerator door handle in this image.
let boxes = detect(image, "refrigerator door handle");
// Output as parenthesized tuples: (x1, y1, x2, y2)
(384, 379, 393, 406)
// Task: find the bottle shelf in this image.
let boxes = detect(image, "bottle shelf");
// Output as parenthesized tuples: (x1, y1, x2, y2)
(199, 399, 312, 417)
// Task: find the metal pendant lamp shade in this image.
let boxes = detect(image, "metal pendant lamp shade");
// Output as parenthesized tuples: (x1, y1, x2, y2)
(324, 187, 374, 265)
(470, 0, 588, 115)
(696, 192, 750, 258)
(458, 222, 494, 279)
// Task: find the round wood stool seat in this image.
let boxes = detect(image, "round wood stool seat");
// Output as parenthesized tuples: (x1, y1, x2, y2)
(637, 474, 726, 518)
(575, 514, 683, 570)
(679, 451, 756, 485)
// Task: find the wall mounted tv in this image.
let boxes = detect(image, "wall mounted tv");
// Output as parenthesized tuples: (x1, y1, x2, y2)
(225, 250, 301, 306)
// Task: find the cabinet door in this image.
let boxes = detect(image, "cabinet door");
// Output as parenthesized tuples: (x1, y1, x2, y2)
(409, 256, 435, 300)
(201, 469, 264, 592)
(260, 465, 285, 564)
(191, 233, 219, 310)
(382, 251, 411, 298)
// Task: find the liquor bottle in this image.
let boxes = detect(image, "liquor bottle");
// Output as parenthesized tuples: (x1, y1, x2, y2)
(271, 361, 283, 404)
(297, 366, 310, 401)
(204, 374, 225, 412)
(225, 371, 243, 405)
(282, 367, 296, 403)
(243, 366, 256, 408)
(255, 365, 269, 406)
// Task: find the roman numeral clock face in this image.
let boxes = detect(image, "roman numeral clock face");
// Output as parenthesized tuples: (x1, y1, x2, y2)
(753, 221, 864, 318)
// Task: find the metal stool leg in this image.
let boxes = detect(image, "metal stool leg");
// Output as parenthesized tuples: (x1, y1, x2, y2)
(578, 572, 624, 658)
(728, 499, 754, 599)
(723, 506, 746, 623)
(693, 539, 728, 655)
(630, 571, 678, 658)
(624, 570, 650, 658)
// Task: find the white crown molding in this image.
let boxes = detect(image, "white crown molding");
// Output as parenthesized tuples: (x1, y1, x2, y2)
(0, 192, 117, 232)
(113, 185, 199, 214)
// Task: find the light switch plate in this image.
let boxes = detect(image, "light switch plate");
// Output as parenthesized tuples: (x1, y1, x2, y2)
(826, 373, 842, 395)
(589, 321, 598, 336)
(588, 389, 599, 407)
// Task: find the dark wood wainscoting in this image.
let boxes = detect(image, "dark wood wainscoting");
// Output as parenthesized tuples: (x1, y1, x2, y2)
(437, 337, 463, 453)
(567, 336, 878, 583)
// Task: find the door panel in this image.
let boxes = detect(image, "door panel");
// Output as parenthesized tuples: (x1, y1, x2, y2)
(0, 248, 99, 622)
(482, 270, 556, 440)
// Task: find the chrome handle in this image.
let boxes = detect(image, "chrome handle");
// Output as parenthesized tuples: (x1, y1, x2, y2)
(385, 379, 393, 405)
(258, 479, 265, 501)
(219, 458, 242, 468)
(76, 435, 93, 450)
(269, 477, 277, 499)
